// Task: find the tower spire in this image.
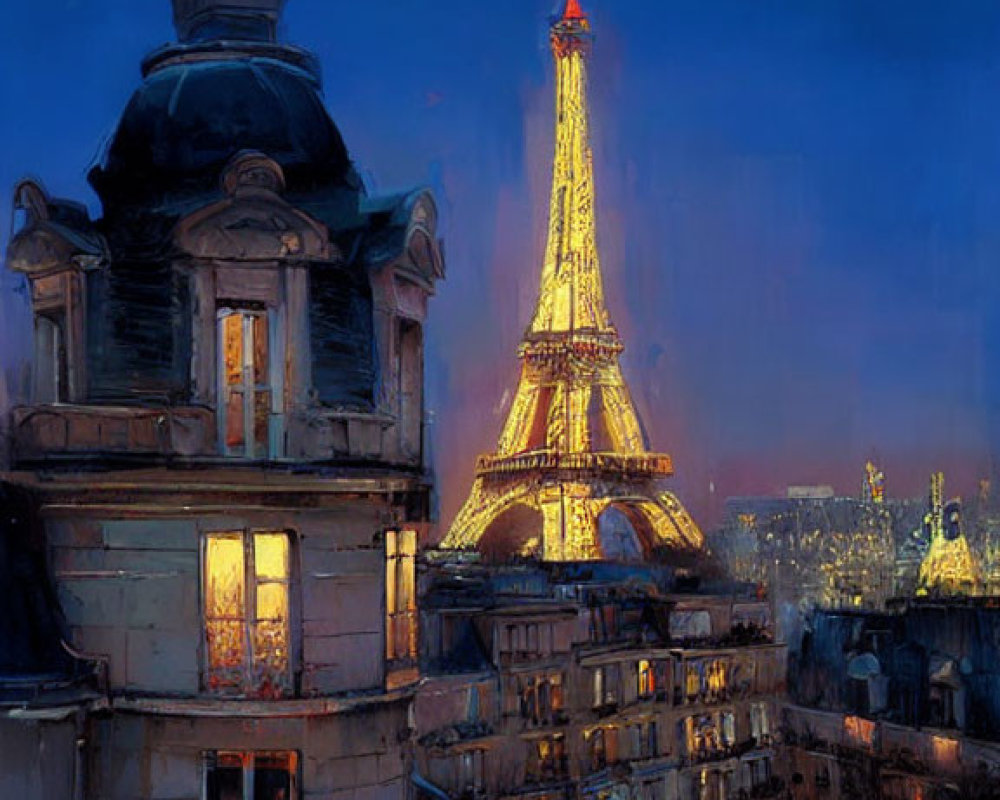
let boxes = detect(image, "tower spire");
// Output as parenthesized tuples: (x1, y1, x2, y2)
(562, 0, 586, 21)
(442, 7, 703, 562)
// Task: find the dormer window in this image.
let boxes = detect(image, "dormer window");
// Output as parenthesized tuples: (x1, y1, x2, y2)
(33, 312, 67, 404)
(218, 307, 276, 459)
(397, 319, 423, 460)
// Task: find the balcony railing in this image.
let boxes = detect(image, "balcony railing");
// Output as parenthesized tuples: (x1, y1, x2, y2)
(11, 404, 214, 460)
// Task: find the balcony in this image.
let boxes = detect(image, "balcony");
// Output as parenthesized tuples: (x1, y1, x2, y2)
(11, 404, 214, 461)
(11, 404, 413, 466)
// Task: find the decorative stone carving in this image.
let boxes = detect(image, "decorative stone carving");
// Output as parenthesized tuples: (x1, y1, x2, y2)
(174, 152, 333, 262)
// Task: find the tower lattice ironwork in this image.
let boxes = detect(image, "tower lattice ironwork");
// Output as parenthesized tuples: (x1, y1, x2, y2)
(441, 0, 704, 561)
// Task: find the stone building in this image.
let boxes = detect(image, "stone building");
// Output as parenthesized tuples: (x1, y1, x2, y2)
(415, 561, 787, 800)
(710, 482, 928, 644)
(0, 1, 443, 798)
(783, 601, 1000, 800)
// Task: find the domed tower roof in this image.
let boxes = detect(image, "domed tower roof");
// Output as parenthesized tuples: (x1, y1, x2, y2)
(90, 0, 360, 223)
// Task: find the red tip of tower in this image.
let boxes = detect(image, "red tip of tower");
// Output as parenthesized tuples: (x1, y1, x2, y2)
(562, 0, 586, 20)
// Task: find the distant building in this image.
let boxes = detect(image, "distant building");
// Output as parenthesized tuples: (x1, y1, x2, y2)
(416, 561, 786, 800)
(0, 1, 443, 798)
(783, 601, 1000, 800)
(712, 468, 1000, 641)
(712, 492, 902, 639)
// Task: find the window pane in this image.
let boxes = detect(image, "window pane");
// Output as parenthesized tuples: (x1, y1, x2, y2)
(254, 752, 295, 800)
(206, 621, 246, 687)
(223, 314, 244, 386)
(256, 582, 288, 622)
(207, 752, 244, 800)
(205, 535, 246, 690)
(398, 554, 415, 613)
(254, 580, 290, 695)
(206, 536, 246, 619)
(253, 314, 269, 386)
(399, 529, 417, 557)
(226, 389, 245, 450)
(254, 534, 289, 581)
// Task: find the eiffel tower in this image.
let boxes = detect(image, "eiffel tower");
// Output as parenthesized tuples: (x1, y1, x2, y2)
(442, 0, 704, 561)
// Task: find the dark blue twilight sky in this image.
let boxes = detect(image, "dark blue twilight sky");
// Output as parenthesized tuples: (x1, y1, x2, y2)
(1, 0, 999, 527)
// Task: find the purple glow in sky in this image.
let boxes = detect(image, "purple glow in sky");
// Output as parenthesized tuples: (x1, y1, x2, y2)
(1, 0, 998, 527)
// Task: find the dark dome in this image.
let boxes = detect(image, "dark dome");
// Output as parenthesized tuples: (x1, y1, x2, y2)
(91, 56, 356, 212)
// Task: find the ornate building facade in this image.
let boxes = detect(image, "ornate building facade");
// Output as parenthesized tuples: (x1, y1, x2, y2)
(415, 562, 786, 800)
(0, 1, 443, 797)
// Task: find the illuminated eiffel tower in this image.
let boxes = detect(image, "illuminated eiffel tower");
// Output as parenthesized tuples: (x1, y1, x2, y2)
(442, 0, 704, 561)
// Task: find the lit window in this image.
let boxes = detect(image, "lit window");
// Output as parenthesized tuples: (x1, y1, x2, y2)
(707, 660, 727, 700)
(527, 735, 566, 783)
(686, 663, 701, 701)
(550, 673, 564, 712)
(519, 672, 565, 724)
(638, 659, 655, 697)
(204, 531, 291, 697)
(386, 529, 417, 661)
(204, 751, 298, 800)
(218, 309, 275, 459)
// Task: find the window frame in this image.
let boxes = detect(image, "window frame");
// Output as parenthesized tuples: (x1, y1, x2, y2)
(217, 306, 284, 460)
(201, 529, 297, 698)
(33, 310, 68, 404)
(397, 318, 424, 460)
(385, 529, 418, 663)
(202, 750, 299, 800)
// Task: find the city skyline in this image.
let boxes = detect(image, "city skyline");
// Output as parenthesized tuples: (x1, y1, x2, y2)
(1, 0, 998, 527)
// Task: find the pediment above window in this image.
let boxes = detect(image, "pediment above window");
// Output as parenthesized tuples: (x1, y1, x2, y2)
(7, 180, 106, 276)
(361, 189, 445, 288)
(174, 151, 334, 262)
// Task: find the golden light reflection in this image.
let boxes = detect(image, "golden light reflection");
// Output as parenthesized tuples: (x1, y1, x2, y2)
(844, 715, 875, 749)
(386, 529, 418, 661)
(931, 735, 959, 767)
(707, 659, 727, 698)
(205, 533, 246, 689)
(255, 532, 288, 580)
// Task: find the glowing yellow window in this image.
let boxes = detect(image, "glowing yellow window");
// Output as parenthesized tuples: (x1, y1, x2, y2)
(219, 309, 276, 459)
(686, 664, 701, 700)
(204, 531, 291, 697)
(707, 659, 727, 698)
(386, 529, 418, 662)
(638, 659, 655, 697)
